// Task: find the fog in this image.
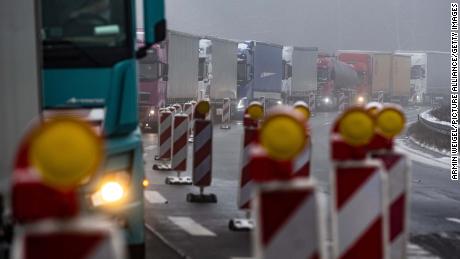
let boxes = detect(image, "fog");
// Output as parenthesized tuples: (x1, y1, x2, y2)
(161, 0, 452, 52)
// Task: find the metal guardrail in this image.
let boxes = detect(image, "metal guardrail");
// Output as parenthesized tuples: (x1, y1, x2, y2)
(418, 111, 450, 136)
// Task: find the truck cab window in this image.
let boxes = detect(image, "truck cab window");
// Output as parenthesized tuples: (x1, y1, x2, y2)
(237, 60, 248, 83)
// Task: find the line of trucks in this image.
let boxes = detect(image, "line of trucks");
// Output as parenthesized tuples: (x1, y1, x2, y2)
(137, 30, 450, 130)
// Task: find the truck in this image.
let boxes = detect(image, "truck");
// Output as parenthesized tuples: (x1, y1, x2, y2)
(40, 0, 166, 257)
(237, 41, 283, 114)
(394, 51, 427, 104)
(198, 39, 212, 100)
(137, 31, 168, 132)
(391, 54, 411, 105)
(283, 46, 318, 104)
(166, 31, 200, 104)
(316, 53, 359, 110)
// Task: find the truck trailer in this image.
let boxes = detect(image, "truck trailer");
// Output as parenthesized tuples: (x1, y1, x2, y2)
(283, 46, 318, 104)
(237, 41, 283, 114)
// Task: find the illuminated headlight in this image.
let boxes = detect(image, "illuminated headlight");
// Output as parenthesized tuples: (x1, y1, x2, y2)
(277, 100, 282, 105)
(145, 123, 149, 127)
(91, 173, 129, 207)
(357, 96, 365, 103)
(149, 109, 155, 116)
(323, 97, 331, 104)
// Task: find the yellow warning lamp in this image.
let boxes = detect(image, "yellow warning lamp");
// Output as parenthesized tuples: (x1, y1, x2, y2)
(259, 106, 307, 161)
(338, 108, 375, 146)
(375, 106, 405, 139)
(194, 100, 210, 119)
(293, 101, 311, 121)
(246, 101, 264, 120)
(28, 116, 103, 190)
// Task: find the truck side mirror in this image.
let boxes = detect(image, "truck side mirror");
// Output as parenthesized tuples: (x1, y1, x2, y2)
(137, 0, 166, 59)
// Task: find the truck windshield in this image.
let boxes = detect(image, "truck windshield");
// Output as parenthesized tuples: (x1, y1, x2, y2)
(317, 68, 329, 82)
(41, 0, 132, 67)
(237, 60, 248, 83)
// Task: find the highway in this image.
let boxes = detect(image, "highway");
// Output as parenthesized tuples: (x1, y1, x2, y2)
(142, 106, 456, 259)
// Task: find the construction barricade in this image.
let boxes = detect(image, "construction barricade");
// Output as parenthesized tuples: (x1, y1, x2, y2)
(187, 100, 217, 203)
(153, 110, 173, 170)
(165, 114, 192, 185)
(172, 103, 182, 113)
(229, 102, 264, 231)
(183, 102, 194, 138)
(330, 107, 389, 259)
(249, 105, 325, 259)
(11, 116, 125, 259)
(367, 105, 410, 259)
(221, 98, 231, 129)
(189, 100, 197, 142)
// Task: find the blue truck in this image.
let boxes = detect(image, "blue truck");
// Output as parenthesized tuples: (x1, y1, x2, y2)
(237, 41, 283, 115)
(39, 0, 165, 257)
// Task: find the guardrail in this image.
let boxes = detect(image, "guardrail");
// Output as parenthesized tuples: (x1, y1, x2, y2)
(418, 110, 450, 136)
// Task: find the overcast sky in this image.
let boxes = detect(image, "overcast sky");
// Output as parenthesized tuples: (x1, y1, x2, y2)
(162, 0, 452, 53)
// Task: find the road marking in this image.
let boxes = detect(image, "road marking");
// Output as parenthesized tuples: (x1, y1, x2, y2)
(144, 190, 168, 204)
(407, 243, 439, 258)
(168, 216, 216, 236)
(446, 217, 460, 224)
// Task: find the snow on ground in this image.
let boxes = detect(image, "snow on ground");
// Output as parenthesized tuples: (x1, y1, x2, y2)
(409, 136, 451, 156)
(420, 110, 450, 126)
(395, 139, 450, 170)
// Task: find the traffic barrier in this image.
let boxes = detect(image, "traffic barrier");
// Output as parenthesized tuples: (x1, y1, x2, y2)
(229, 102, 264, 231)
(153, 111, 173, 169)
(11, 217, 125, 259)
(189, 101, 197, 142)
(330, 108, 389, 259)
(221, 98, 231, 129)
(166, 114, 192, 185)
(293, 101, 312, 178)
(168, 106, 176, 114)
(173, 103, 182, 113)
(368, 106, 410, 259)
(253, 179, 324, 259)
(187, 100, 217, 203)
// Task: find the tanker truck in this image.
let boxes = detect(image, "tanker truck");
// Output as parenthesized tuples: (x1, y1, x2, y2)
(316, 53, 359, 110)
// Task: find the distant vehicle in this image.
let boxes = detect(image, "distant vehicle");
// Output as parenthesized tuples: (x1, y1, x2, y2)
(316, 53, 359, 110)
(391, 54, 411, 105)
(394, 51, 427, 104)
(237, 41, 283, 115)
(166, 31, 200, 104)
(283, 46, 318, 105)
(198, 39, 212, 100)
(137, 31, 168, 132)
(40, 0, 166, 257)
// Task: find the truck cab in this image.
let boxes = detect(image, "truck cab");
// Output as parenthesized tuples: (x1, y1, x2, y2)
(39, 0, 165, 256)
(199, 39, 212, 100)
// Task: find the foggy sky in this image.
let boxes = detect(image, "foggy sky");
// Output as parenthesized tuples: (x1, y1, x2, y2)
(163, 0, 453, 53)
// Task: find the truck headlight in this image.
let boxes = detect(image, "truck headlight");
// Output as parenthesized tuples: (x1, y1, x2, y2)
(149, 109, 155, 116)
(91, 173, 129, 207)
(323, 97, 331, 104)
(237, 99, 245, 110)
(101, 181, 124, 203)
(357, 96, 365, 103)
(277, 100, 283, 105)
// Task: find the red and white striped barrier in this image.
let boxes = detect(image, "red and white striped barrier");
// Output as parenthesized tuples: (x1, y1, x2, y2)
(338, 92, 347, 112)
(183, 103, 194, 136)
(221, 98, 231, 129)
(253, 179, 324, 259)
(155, 111, 172, 162)
(292, 139, 311, 178)
(173, 103, 182, 113)
(166, 114, 192, 185)
(12, 216, 125, 259)
(331, 160, 388, 259)
(237, 125, 258, 209)
(373, 153, 410, 259)
(187, 118, 216, 202)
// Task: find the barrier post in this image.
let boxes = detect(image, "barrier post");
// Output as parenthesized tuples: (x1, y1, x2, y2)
(189, 100, 197, 143)
(367, 105, 410, 259)
(229, 102, 264, 231)
(165, 114, 192, 185)
(221, 98, 231, 129)
(250, 106, 325, 259)
(172, 103, 182, 113)
(153, 111, 173, 170)
(330, 108, 389, 259)
(187, 100, 217, 203)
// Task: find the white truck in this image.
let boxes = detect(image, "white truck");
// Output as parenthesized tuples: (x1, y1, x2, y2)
(283, 46, 318, 104)
(166, 30, 200, 104)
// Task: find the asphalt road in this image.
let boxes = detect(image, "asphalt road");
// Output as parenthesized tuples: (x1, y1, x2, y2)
(142, 106, 456, 259)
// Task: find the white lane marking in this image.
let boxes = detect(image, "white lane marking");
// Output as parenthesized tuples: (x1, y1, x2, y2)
(407, 243, 439, 258)
(144, 145, 155, 151)
(144, 190, 168, 204)
(446, 217, 460, 224)
(168, 216, 216, 236)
